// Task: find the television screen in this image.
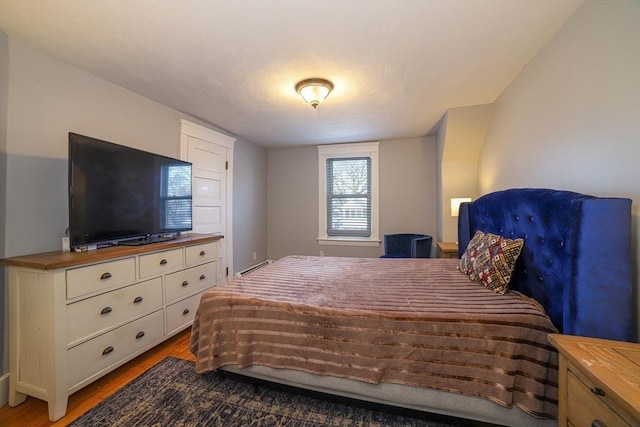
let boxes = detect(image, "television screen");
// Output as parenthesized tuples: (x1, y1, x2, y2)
(69, 132, 192, 249)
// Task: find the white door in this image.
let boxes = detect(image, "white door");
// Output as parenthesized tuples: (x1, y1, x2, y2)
(189, 137, 226, 235)
(180, 120, 235, 283)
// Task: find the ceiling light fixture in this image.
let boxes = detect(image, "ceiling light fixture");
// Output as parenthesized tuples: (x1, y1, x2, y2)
(295, 78, 334, 108)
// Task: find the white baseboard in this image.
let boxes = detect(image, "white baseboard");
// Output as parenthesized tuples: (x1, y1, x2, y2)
(0, 372, 8, 408)
(235, 259, 273, 278)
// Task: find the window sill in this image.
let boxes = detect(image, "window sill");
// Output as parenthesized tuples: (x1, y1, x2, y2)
(318, 237, 381, 247)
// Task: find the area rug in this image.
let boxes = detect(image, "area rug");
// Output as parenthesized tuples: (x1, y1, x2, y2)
(69, 356, 470, 427)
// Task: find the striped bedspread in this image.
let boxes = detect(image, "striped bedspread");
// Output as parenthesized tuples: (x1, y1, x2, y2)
(190, 255, 559, 418)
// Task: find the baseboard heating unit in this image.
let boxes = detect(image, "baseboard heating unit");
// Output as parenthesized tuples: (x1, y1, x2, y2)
(235, 259, 273, 278)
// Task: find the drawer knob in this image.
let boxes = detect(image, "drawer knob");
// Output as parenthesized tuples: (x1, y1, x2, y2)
(182, 281, 189, 287)
(160, 259, 168, 265)
(102, 346, 114, 356)
(100, 272, 112, 280)
(135, 331, 145, 339)
(182, 308, 190, 316)
(590, 387, 605, 397)
(100, 306, 113, 315)
(133, 296, 143, 304)
(591, 419, 606, 427)
(200, 250, 206, 256)
(199, 274, 206, 280)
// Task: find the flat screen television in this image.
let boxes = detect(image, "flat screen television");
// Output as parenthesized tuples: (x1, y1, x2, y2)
(68, 132, 192, 250)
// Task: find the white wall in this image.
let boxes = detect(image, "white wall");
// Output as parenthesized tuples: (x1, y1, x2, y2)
(479, 0, 640, 339)
(4, 38, 200, 257)
(380, 138, 438, 249)
(267, 137, 437, 260)
(233, 138, 268, 270)
(438, 104, 492, 243)
(0, 31, 9, 405)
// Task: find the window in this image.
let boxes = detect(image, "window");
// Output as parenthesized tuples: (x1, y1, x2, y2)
(326, 157, 371, 236)
(160, 164, 192, 229)
(318, 142, 379, 246)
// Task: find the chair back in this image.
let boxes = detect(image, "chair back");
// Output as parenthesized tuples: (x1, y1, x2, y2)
(382, 233, 432, 258)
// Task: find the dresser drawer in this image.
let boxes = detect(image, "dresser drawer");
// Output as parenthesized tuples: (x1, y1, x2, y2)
(165, 262, 216, 303)
(66, 257, 136, 299)
(185, 242, 217, 266)
(139, 248, 183, 278)
(567, 371, 631, 427)
(68, 309, 164, 390)
(67, 277, 163, 346)
(166, 292, 203, 335)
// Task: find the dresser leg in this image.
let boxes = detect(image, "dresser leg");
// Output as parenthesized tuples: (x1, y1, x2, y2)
(48, 396, 69, 422)
(8, 389, 26, 406)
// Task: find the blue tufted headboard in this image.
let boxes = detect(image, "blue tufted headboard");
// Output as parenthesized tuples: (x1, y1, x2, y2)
(457, 188, 633, 342)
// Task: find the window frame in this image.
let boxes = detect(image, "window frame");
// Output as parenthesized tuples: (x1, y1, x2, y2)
(318, 142, 380, 247)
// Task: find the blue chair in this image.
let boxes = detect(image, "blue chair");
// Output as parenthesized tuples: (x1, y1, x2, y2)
(381, 233, 433, 258)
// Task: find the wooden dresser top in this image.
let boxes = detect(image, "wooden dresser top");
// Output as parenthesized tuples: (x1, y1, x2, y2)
(548, 333, 640, 422)
(0, 234, 223, 270)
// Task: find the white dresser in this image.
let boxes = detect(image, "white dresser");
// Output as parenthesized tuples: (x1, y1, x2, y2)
(1, 234, 223, 421)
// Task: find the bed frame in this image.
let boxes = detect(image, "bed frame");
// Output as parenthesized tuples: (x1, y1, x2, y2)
(220, 188, 633, 426)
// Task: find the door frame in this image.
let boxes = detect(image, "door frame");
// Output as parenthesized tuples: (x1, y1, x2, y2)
(179, 119, 235, 281)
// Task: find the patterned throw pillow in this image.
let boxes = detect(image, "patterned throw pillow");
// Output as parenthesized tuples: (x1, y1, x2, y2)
(458, 230, 524, 294)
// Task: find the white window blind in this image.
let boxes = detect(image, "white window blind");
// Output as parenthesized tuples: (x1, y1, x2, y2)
(160, 164, 192, 229)
(326, 157, 371, 237)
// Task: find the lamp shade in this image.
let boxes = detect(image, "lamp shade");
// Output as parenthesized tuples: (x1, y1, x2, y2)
(451, 197, 472, 217)
(296, 78, 333, 108)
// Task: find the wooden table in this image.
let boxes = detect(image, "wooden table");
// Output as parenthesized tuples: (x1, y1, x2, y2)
(548, 334, 640, 427)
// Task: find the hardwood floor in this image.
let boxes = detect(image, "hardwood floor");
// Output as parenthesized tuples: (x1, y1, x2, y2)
(0, 329, 195, 427)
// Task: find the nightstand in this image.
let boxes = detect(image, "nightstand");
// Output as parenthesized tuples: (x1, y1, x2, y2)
(437, 242, 458, 258)
(548, 334, 640, 427)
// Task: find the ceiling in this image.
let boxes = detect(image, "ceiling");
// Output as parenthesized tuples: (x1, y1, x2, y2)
(0, 0, 582, 148)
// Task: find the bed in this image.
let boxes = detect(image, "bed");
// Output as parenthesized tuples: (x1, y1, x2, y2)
(190, 188, 633, 426)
